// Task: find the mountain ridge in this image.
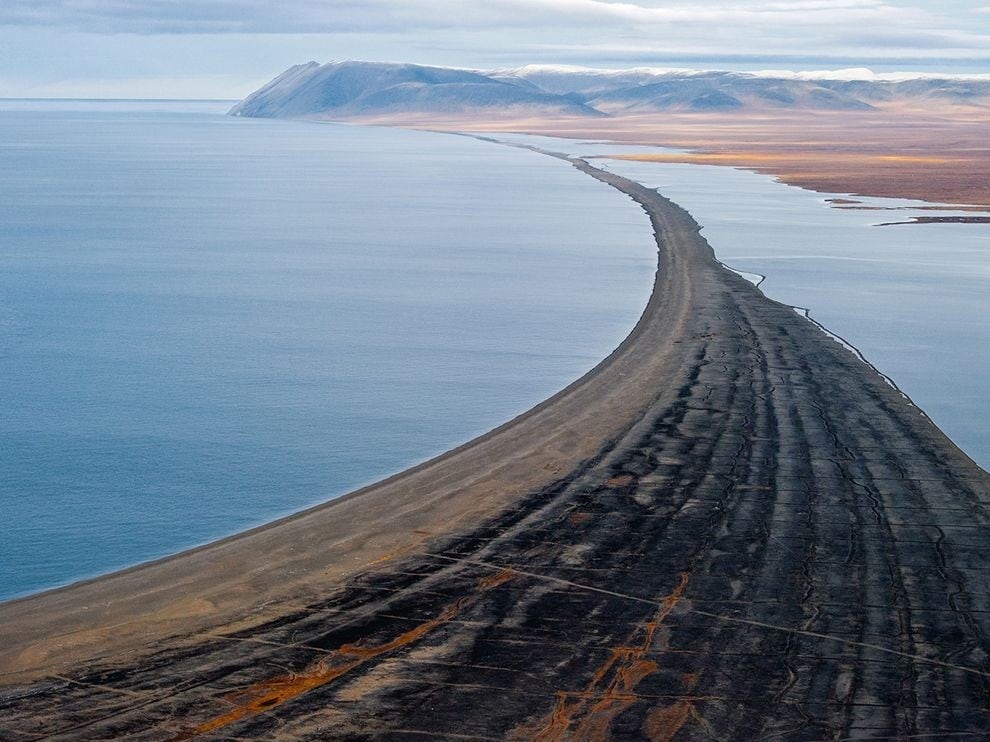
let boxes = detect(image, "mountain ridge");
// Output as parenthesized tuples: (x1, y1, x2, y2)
(230, 60, 990, 120)
(229, 60, 604, 119)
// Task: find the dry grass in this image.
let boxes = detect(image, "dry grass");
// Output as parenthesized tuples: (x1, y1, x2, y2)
(363, 105, 990, 206)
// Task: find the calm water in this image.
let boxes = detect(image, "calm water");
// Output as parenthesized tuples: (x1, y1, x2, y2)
(0, 105, 656, 600)
(498, 133, 990, 471)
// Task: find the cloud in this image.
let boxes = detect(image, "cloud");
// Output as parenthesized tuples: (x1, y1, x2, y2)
(2, 0, 988, 99)
(842, 26, 990, 51)
(6, 2, 984, 68)
(0, 0, 935, 35)
(0, 73, 254, 99)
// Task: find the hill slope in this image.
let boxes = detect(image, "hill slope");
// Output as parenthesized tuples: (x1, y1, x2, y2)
(229, 61, 602, 119)
(232, 61, 990, 120)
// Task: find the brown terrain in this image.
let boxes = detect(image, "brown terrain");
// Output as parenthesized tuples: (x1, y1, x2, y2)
(2, 150, 989, 740)
(373, 106, 990, 208)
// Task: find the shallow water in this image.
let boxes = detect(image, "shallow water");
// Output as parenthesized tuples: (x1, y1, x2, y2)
(0, 107, 657, 600)
(496, 133, 990, 471)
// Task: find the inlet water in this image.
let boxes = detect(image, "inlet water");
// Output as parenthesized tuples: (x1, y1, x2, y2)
(499, 134, 990, 471)
(0, 105, 657, 600)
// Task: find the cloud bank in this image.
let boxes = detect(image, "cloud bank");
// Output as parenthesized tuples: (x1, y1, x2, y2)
(3, 1, 988, 65)
(0, 1, 939, 34)
(1, 1, 988, 98)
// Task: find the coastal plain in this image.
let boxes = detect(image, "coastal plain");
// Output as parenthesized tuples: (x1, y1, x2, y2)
(408, 107, 990, 208)
(233, 61, 990, 208)
(2, 155, 989, 740)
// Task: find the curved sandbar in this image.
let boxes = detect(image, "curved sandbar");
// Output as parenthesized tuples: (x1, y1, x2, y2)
(2, 155, 989, 740)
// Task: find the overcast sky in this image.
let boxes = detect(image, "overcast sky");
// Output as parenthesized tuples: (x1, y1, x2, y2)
(2, 0, 990, 98)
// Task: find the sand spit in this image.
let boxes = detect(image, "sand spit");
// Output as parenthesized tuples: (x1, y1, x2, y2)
(426, 109, 990, 208)
(876, 216, 990, 226)
(2, 155, 989, 740)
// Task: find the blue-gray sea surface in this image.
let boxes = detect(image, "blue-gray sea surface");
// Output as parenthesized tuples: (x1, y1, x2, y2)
(600, 161, 990, 473)
(0, 103, 656, 600)
(497, 134, 990, 472)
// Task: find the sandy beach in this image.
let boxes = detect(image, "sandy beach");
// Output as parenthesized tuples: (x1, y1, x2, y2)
(2, 154, 989, 739)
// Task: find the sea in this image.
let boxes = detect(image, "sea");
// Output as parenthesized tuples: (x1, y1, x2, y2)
(0, 101, 657, 600)
(499, 133, 990, 475)
(2, 103, 987, 602)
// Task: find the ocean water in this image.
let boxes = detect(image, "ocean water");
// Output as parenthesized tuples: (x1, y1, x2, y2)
(0, 105, 657, 601)
(497, 134, 990, 471)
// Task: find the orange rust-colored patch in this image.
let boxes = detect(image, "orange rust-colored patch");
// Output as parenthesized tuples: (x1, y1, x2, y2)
(571, 659, 660, 741)
(645, 700, 694, 741)
(366, 550, 399, 566)
(478, 568, 517, 590)
(171, 569, 514, 740)
(336, 601, 465, 660)
(567, 511, 594, 526)
(643, 671, 704, 739)
(437, 108, 990, 206)
(606, 474, 635, 488)
(609, 152, 958, 167)
(170, 657, 362, 740)
(527, 572, 691, 741)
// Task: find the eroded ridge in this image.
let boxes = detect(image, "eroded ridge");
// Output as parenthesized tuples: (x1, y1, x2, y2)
(2, 157, 989, 741)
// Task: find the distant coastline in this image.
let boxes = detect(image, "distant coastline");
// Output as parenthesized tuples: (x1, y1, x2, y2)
(0, 108, 658, 602)
(228, 59, 990, 206)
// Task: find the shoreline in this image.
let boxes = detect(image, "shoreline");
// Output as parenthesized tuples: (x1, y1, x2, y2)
(0, 119, 657, 609)
(0, 155, 686, 684)
(3, 152, 990, 738)
(407, 108, 990, 207)
(7, 136, 976, 613)
(575, 136, 990, 473)
(491, 137, 984, 474)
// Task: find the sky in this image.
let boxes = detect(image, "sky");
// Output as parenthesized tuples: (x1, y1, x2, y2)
(2, 1, 990, 99)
